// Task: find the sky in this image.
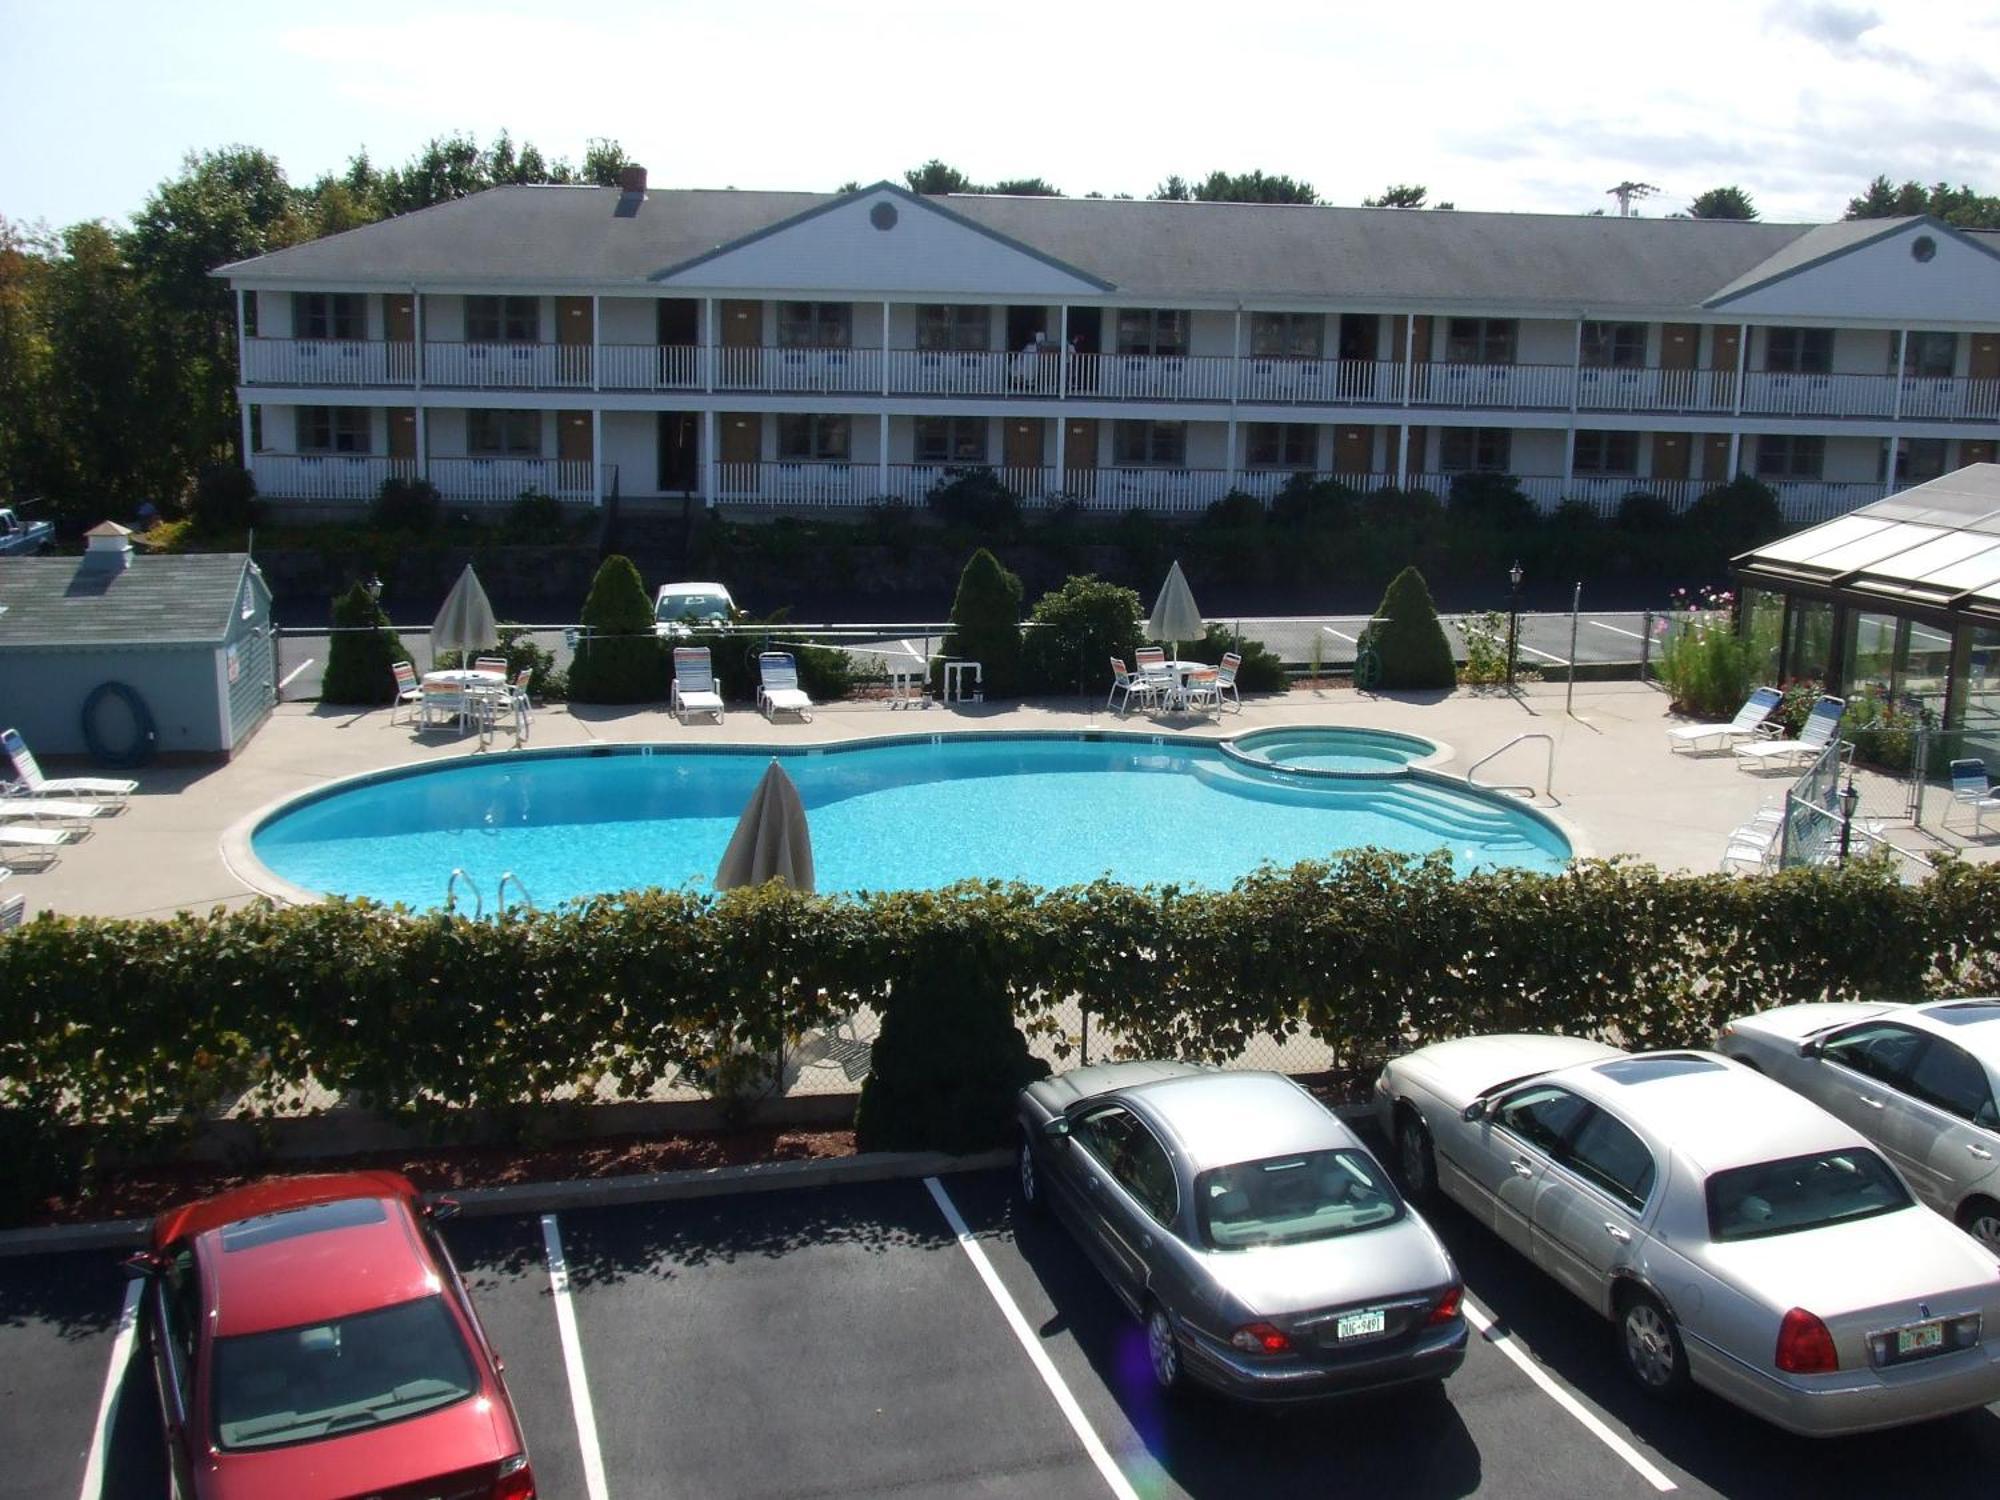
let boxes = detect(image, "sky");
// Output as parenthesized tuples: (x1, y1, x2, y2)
(2, 0, 1997, 230)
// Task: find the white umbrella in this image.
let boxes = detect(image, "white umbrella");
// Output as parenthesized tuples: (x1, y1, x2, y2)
(714, 760, 815, 893)
(1146, 559, 1205, 658)
(432, 563, 499, 661)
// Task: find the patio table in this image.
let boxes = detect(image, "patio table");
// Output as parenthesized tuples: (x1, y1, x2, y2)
(419, 669, 506, 731)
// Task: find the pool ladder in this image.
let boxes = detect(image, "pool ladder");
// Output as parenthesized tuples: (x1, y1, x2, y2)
(1466, 733, 1556, 803)
(444, 868, 537, 917)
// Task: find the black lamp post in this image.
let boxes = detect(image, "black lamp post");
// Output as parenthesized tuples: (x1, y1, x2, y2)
(1505, 560, 1524, 688)
(1838, 775, 1860, 865)
(365, 572, 384, 602)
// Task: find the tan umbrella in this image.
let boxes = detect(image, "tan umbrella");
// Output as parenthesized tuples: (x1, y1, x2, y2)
(432, 563, 499, 660)
(1146, 559, 1205, 658)
(714, 760, 815, 892)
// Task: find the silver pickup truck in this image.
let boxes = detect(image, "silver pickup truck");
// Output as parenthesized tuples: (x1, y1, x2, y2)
(0, 508, 53, 555)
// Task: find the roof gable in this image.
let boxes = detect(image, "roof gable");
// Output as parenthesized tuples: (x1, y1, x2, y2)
(649, 183, 1112, 295)
(1704, 216, 2000, 319)
(0, 553, 255, 648)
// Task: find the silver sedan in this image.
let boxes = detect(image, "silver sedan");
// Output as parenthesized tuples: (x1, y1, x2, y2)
(1375, 1035, 2000, 1435)
(1716, 997, 2000, 1253)
(1016, 1061, 1467, 1404)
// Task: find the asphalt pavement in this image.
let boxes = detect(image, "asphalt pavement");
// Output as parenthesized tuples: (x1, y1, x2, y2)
(12, 1162, 2000, 1500)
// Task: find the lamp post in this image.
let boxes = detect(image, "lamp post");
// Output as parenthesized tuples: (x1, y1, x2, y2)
(1838, 775, 1860, 865)
(1505, 560, 1524, 689)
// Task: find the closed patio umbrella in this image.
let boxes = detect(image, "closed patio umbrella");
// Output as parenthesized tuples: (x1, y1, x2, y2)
(432, 563, 499, 661)
(1146, 559, 1205, 659)
(714, 759, 815, 893)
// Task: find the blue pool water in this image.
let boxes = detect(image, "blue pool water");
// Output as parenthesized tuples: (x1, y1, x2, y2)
(1227, 726, 1437, 773)
(250, 734, 1571, 910)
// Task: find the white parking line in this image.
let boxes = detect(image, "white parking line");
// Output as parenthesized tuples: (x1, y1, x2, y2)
(1321, 625, 1361, 644)
(541, 1214, 612, 1500)
(276, 657, 317, 689)
(1462, 1297, 1675, 1493)
(1590, 620, 1646, 640)
(79, 1278, 142, 1500)
(923, 1177, 1141, 1500)
(1517, 643, 1573, 665)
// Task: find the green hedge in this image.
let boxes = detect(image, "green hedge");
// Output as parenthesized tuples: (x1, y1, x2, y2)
(5, 854, 1999, 1198)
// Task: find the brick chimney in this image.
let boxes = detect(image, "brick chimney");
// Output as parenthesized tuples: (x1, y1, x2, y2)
(79, 520, 133, 574)
(617, 165, 648, 196)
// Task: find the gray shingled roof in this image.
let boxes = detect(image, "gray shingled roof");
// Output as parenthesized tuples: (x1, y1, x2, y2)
(215, 183, 1830, 311)
(0, 554, 253, 649)
(1701, 218, 1916, 304)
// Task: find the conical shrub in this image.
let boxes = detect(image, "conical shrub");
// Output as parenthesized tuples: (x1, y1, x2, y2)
(1359, 566, 1455, 689)
(936, 547, 1024, 697)
(320, 582, 412, 704)
(568, 554, 666, 703)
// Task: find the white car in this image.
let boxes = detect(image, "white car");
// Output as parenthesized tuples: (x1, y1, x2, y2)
(1375, 1035, 2000, 1435)
(653, 581, 736, 638)
(1717, 997, 2000, 1254)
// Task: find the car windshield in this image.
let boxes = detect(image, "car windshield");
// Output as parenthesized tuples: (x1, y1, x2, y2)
(1706, 1149, 1912, 1242)
(656, 592, 729, 620)
(212, 1294, 478, 1451)
(1196, 1149, 1403, 1250)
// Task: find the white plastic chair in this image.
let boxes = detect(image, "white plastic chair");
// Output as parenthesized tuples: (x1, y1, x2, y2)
(1106, 657, 1157, 715)
(1733, 696, 1845, 771)
(673, 647, 726, 725)
(757, 652, 815, 722)
(1214, 651, 1243, 712)
(390, 661, 425, 725)
(1667, 686, 1781, 754)
(1, 728, 136, 799)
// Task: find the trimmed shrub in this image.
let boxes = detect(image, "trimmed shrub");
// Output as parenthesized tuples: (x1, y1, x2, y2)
(1357, 566, 1455, 690)
(927, 467, 1020, 531)
(1270, 474, 1355, 528)
(567, 554, 666, 704)
(1618, 489, 1676, 530)
(502, 490, 571, 543)
(1180, 623, 1287, 693)
(372, 476, 441, 533)
(1447, 471, 1536, 528)
(319, 582, 413, 704)
(1202, 489, 1266, 528)
(1020, 573, 1145, 694)
(1687, 475, 1784, 553)
(191, 462, 260, 533)
(937, 548, 1024, 697)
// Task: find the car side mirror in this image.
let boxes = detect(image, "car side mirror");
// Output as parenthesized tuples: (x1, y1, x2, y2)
(1041, 1116, 1071, 1142)
(1798, 1038, 1824, 1060)
(424, 1196, 462, 1222)
(123, 1250, 164, 1280)
(1460, 1099, 1487, 1123)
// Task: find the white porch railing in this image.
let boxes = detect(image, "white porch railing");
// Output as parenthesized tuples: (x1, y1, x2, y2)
(879, 464, 1061, 502)
(716, 347, 884, 393)
(1236, 358, 1402, 405)
(1898, 376, 2000, 422)
(1410, 362, 1574, 409)
(242, 338, 415, 386)
(423, 342, 594, 390)
(1740, 372, 1896, 419)
(1768, 479, 1897, 522)
(1574, 366, 1731, 414)
(600, 344, 701, 391)
(427, 457, 600, 503)
(1076, 354, 1236, 402)
(251, 454, 416, 500)
(714, 461, 864, 505)
(1061, 467, 1234, 512)
(884, 349, 1059, 397)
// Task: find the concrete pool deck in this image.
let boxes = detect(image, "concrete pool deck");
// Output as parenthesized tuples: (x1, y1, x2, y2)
(7, 679, 1987, 922)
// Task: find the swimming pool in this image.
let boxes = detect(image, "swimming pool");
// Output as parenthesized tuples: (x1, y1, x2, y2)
(1224, 726, 1442, 774)
(243, 732, 1572, 910)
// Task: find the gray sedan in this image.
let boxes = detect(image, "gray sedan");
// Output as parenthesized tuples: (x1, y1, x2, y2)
(1717, 997, 2000, 1253)
(1015, 1061, 1467, 1404)
(1375, 1035, 2000, 1435)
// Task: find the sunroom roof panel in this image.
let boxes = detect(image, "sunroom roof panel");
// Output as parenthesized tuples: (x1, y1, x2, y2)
(1751, 516, 1898, 567)
(1809, 523, 1952, 575)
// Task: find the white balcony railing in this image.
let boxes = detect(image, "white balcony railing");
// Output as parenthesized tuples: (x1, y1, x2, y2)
(251, 454, 416, 500)
(600, 344, 701, 391)
(1058, 467, 1235, 513)
(426, 457, 600, 503)
(422, 342, 593, 390)
(880, 464, 1061, 503)
(1574, 366, 1732, 414)
(1076, 354, 1237, 403)
(1237, 358, 1403, 405)
(242, 338, 415, 386)
(716, 347, 884, 393)
(884, 349, 1059, 397)
(1896, 376, 2000, 422)
(1410, 362, 1574, 409)
(1740, 372, 1898, 419)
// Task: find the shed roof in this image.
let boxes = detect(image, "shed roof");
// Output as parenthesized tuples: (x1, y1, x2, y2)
(0, 553, 259, 649)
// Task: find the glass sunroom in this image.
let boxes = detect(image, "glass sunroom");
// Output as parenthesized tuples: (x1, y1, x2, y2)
(1732, 463, 2000, 762)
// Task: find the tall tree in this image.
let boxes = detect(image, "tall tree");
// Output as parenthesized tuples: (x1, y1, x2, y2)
(1687, 185, 1758, 220)
(0, 218, 57, 499)
(1189, 170, 1317, 205)
(1153, 174, 1191, 202)
(904, 159, 975, 195)
(1845, 175, 2000, 228)
(1363, 183, 1429, 208)
(988, 177, 1060, 196)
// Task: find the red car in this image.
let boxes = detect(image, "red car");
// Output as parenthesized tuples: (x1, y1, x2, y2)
(128, 1171, 534, 1500)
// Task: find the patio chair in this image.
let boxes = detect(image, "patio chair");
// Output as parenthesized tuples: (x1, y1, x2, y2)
(417, 680, 468, 731)
(1213, 652, 1243, 712)
(0, 892, 22, 933)
(1107, 657, 1157, 715)
(0, 823, 78, 863)
(0, 728, 137, 800)
(757, 652, 815, 722)
(1721, 818, 1781, 874)
(474, 655, 509, 676)
(1182, 666, 1223, 715)
(673, 646, 726, 725)
(1, 790, 115, 821)
(389, 662, 425, 725)
(1733, 696, 1845, 771)
(1667, 686, 1782, 754)
(1944, 759, 1995, 835)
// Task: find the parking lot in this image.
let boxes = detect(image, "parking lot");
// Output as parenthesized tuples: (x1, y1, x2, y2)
(11, 1157, 2000, 1500)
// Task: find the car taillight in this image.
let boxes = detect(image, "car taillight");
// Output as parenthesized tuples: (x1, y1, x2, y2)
(493, 1453, 536, 1500)
(1426, 1284, 1464, 1325)
(1229, 1321, 1292, 1354)
(1775, 1308, 1839, 1374)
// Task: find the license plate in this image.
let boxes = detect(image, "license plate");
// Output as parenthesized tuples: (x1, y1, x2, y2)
(1897, 1321, 1945, 1357)
(1337, 1309, 1387, 1340)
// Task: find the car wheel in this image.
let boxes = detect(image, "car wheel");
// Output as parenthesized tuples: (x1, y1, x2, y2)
(1398, 1111, 1437, 1201)
(1960, 1198, 2000, 1256)
(1017, 1136, 1047, 1218)
(1619, 1290, 1689, 1397)
(1145, 1302, 1185, 1395)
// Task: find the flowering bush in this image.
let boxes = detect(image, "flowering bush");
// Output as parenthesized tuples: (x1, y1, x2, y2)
(1655, 594, 1753, 717)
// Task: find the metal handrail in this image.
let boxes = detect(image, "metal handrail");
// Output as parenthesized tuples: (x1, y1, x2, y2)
(497, 871, 535, 913)
(1466, 733, 1555, 800)
(445, 867, 483, 918)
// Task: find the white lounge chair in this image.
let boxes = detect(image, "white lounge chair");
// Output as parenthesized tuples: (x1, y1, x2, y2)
(1733, 696, 1845, 771)
(0, 892, 23, 932)
(1, 792, 115, 821)
(756, 652, 814, 722)
(0, 728, 137, 800)
(0, 824, 77, 862)
(1667, 686, 1782, 753)
(673, 647, 725, 725)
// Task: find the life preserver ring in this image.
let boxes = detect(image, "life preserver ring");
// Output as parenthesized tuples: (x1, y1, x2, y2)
(80, 681, 158, 768)
(1353, 647, 1384, 691)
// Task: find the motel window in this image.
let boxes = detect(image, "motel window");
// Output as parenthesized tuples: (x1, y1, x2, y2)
(299, 406, 370, 454)
(1113, 421, 1187, 466)
(777, 414, 851, 462)
(1765, 327, 1833, 374)
(1754, 434, 1824, 480)
(1580, 321, 1647, 369)
(1439, 427, 1512, 473)
(466, 409, 541, 457)
(1245, 423, 1318, 469)
(1115, 309, 1190, 358)
(1572, 431, 1640, 475)
(465, 296, 539, 343)
(913, 417, 989, 465)
(916, 305, 990, 352)
(293, 293, 365, 341)
(1445, 318, 1517, 365)
(778, 302, 853, 348)
(1250, 313, 1324, 359)
(1903, 332, 1957, 379)
(1891, 438, 1949, 485)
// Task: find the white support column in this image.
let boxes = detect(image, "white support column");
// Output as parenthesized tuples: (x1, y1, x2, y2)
(1226, 416, 1239, 496)
(881, 302, 891, 396)
(1727, 430, 1741, 479)
(1401, 314, 1416, 405)
(704, 298, 716, 393)
(240, 401, 253, 470)
(1892, 328, 1908, 421)
(1732, 322, 1748, 416)
(234, 287, 248, 379)
(416, 405, 429, 480)
(592, 408, 603, 505)
(413, 290, 425, 389)
(1396, 423, 1410, 487)
(703, 409, 717, 507)
(1058, 305, 1069, 399)
(1231, 307, 1243, 406)
(878, 411, 889, 499)
(1563, 316, 1583, 494)
(1054, 415, 1066, 495)
(591, 294, 601, 393)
